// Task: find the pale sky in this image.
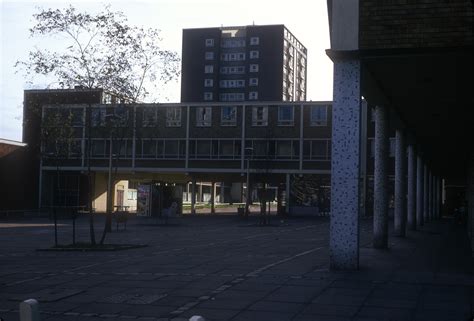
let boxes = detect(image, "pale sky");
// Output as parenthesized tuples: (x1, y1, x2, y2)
(0, 0, 332, 141)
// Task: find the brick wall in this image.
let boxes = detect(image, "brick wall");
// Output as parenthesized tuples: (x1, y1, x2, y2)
(359, 0, 473, 49)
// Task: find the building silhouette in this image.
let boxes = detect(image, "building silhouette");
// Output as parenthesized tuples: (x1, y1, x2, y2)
(181, 25, 307, 103)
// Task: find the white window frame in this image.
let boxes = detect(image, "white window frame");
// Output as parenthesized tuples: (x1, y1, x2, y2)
(249, 78, 258, 86)
(204, 92, 213, 101)
(205, 51, 214, 60)
(166, 107, 181, 127)
(196, 107, 212, 127)
(204, 79, 213, 87)
(310, 105, 328, 126)
(250, 50, 259, 59)
(205, 38, 214, 47)
(251, 106, 268, 126)
(204, 65, 214, 73)
(221, 106, 237, 126)
(249, 91, 258, 100)
(91, 108, 106, 127)
(277, 105, 295, 126)
(142, 107, 158, 127)
(250, 36, 259, 45)
(249, 64, 259, 72)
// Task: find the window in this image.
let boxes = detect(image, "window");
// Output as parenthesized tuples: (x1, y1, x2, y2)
(221, 38, 245, 48)
(221, 106, 237, 126)
(205, 38, 214, 47)
(166, 107, 181, 127)
(219, 140, 234, 157)
(220, 66, 245, 74)
(252, 106, 268, 126)
(219, 79, 245, 88)
(142, 108, 158, 127)
(70, 109, 84, 126)
(221, 52, 245, 61)
(91, 108, 106, 127)
(196, 140, 211, 158)
(278, 105, 294, 126)
(249, 78, 258, 86)
(112, 139, 132, 158)
(249, 91, 258, 100)
(310, 105, 328, 126)
(204, 65, 214, 73)
(276, 140, 293, 158)
(204, 79, 213, 87)
(250, 36, 259, 45)
(253, 140, 268, 157)
(127, 190, 137, 201)
(249, 50, 259, 59)
(220, 93, 245, 102)
(164, 140, 180, 158)
(205, 51, 214, 60)
(311, 140, 328, 159)
(113, 107, 129, 126)
(249, 64, 259, 72)
(142, 139, 156, 158)
(91, 139, 106, 157)
(196, 107, 212, 127)
(204, 92, 213, 101)
(69, 139, 82, 157)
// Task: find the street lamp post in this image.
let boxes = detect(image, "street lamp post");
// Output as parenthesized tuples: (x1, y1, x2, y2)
(245, 147, 253, 217)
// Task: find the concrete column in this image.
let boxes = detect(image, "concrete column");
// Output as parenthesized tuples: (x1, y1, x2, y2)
(429, 172, 433, 220)
(394, 129, 407, 237)
(329, 59, 361, 270)
(191, 179, 196, 214)
(210, 182, 215, 214)
(199, 183, 203, 203)
(436, 176, 441, 219)
(424, 164, 429, 223)
(220, 182, 225, 203)
(407, 143, 417, 230)
(373, 105, 389, 248)
(416, 155, 424, 227)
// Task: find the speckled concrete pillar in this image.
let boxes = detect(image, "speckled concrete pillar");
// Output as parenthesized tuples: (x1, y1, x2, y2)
(329, 60, 361, 270)
(407, 144, 417, 230)
(373, 105, 389, 248)
(424, 165, 429, 223)
(394, 129, 407, 237)
(416, 155, 424, 227)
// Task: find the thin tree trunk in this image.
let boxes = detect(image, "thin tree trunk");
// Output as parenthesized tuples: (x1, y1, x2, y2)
(86, 103, 96, 245)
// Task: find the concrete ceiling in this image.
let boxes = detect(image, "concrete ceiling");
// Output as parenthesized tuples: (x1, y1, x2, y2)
(361, 49, 473, 179)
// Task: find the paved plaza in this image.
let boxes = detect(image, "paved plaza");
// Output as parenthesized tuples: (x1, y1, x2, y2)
(0, 214, 472, 321)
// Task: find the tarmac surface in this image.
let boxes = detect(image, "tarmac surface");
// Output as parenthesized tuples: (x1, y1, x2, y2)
(0, 213, 472, 321)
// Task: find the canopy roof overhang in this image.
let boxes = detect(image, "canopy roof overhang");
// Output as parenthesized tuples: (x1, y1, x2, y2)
(328, 46, 474, 180)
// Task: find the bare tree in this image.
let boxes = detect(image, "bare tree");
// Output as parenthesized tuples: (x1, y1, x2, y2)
(16, 5, 180, 245)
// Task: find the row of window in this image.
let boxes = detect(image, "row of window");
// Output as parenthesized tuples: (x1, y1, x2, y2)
(209, 51, 259, 61)
(205, 64, 259, 74)
(204, 91, 258, 101)
(79, 138, 331, 161)
(204, 78, 259, 88)
(44, 105, 328, 129)
(205, 37, 259, 47)
(192, 105, 327, 127)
